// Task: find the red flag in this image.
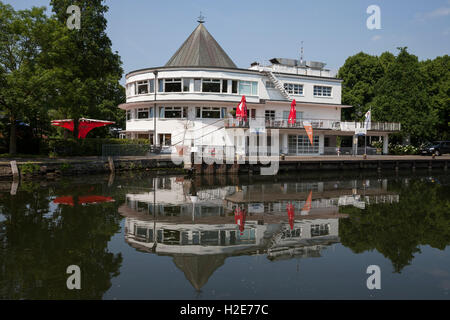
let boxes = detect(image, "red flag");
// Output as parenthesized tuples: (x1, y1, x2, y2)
(288, 99, 296, 124)
(303, 120, 314, 145)
(234, 207, 247, 234)
(287, 203, 295, 230)
(236, 96, 247, 122)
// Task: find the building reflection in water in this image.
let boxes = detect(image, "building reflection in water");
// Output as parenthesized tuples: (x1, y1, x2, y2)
(119, 176, 400, 291)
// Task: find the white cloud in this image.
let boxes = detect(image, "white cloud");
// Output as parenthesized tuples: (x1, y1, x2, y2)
(417, 6, 450, 21)
(371, 35, 382, 41)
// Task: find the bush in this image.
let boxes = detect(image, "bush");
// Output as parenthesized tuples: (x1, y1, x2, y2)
(388, 144, 419, 155)
(47, 138, 149, 156)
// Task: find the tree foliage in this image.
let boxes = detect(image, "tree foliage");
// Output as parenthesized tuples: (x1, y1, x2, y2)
(339, 177, 450, 273)
(339, 48, 449, 144)
(0, 0, 125, 154)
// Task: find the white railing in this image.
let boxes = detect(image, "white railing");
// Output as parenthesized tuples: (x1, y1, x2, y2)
(224, 118, 401, 132)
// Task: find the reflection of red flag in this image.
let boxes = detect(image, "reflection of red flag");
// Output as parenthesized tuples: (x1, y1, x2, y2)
(302, 191, 313, 212)
(234, 207, 247, 234)
(288, 100, 296, 124)
(236, 96, 247, 122)
(303, 120, 314, 145)
(287, 203, 295, 230)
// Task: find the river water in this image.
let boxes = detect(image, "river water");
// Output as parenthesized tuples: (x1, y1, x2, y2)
(0, 171, 449, 300)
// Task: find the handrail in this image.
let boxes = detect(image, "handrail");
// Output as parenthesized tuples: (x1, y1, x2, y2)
(224, 118, 401, 131)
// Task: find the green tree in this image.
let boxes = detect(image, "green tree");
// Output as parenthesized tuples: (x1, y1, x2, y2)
(420, 55, 450, 140)
(338, 52, 385, 120)
(47, 0, 125, 138)
(0, 3, 54, 154)
(372, 48, 439, 144)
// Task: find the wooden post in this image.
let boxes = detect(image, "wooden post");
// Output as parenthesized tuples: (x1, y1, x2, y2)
(108, 156, 115, 173)
(10, 161, 19, 179)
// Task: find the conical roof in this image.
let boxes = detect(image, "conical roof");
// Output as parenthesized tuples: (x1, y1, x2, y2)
(165, 23, 237, 69)
(172, 254, 226, 291)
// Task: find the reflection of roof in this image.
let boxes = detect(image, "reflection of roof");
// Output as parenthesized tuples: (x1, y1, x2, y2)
(165, 23, 237, 69)
(172, 255, 225, 291)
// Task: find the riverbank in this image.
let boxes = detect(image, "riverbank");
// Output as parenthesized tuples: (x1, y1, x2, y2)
(0, 154, 448, 180)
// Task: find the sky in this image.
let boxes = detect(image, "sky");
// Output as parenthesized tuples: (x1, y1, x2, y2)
(4, 0, 450, 83)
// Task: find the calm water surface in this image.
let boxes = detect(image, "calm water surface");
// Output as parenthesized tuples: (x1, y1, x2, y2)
(0, 171, 449, 300)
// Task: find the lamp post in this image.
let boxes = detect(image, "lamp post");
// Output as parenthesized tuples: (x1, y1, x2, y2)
(153, 70, 158, 148)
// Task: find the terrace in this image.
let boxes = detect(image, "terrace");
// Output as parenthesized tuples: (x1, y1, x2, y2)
(224, 118, 401, 132)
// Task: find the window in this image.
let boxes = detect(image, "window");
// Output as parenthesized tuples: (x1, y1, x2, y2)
(311, 224, 330, 237)
(149, 79, 154, 93)
(196, 107, 225, 119)
(232, 80, 238, 93)
(126, 110, 133, 120)
(137, 81, 149, 94)
(265, 110, 275, 120)
(222, 79, 228, 93)
(158, 134, 171, 146)
(183, 79, 190, 92)
(202, 78, 221, 92)
(164, 78, 182, 92)
(284, 83, 303, 95)
(158, 79, 164, 92)
(194, 78, 202, 92)
(202, 107, 221, 118)
(251, 109, 256, 119)
(314, 85, 332, 97)
(288, 135, 319, 154)
(160, 106, 187, 118)
(239, 81, 258, 95)
(137, 107, 150, 119)
(266, 81, 275, 89)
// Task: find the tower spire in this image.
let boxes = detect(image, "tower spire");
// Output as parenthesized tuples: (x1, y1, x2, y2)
(197, 12, 206, 24)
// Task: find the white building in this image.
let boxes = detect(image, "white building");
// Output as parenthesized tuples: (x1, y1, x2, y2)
(119, 21, 400, 156)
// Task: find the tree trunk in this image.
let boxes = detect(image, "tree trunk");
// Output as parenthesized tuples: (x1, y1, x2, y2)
(73, 118, 79, 140)
(9, 115, 17, 155)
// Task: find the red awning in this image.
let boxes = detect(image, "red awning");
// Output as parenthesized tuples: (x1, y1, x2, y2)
(51, 118, 115, 139)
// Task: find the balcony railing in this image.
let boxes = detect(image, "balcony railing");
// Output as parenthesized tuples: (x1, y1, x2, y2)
(224, 118, 401, 132)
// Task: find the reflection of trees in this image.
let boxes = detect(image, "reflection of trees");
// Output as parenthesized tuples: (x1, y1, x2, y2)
(339, 179, 450, 273)
(0, 182, 122, 299)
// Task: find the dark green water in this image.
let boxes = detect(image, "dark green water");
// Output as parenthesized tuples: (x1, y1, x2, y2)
(0, 171, 449, 300)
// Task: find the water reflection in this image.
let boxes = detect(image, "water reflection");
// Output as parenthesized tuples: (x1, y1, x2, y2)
(119, 175, 402, 291)
(0, 172, 448, 299)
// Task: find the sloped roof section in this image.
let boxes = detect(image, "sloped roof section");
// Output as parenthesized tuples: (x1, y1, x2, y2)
(165, 23, 237, 69)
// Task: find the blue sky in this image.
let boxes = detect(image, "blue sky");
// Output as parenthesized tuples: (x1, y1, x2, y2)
(4, 0, 450, 82)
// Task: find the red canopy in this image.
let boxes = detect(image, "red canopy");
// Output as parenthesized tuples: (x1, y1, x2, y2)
(288, 99, 297, 125)
(51, 118, 115, 139)
(236, 96, 248, 122)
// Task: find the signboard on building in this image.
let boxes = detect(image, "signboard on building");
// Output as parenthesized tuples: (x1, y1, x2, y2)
(249, 118, 266, 134)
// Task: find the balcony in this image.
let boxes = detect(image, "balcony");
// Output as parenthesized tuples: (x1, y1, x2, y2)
(224, 118, 401, 132)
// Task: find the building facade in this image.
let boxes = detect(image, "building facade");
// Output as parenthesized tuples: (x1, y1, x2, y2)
(119, 21, 400, 156)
